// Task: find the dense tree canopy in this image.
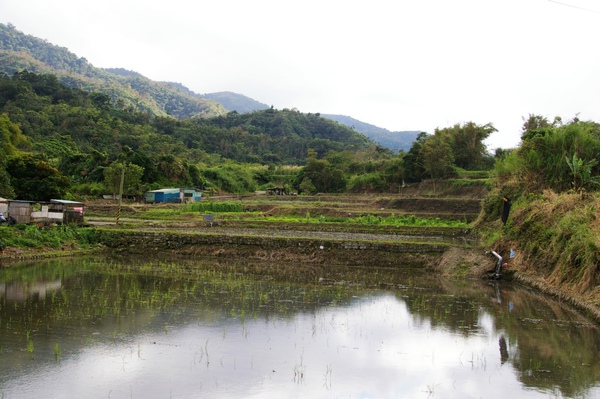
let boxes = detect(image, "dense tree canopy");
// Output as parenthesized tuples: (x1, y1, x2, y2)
(421, 131, 455, 180)
(0, 70, 515, 199)
(0, 70, 385, 198)
(0, 113, 27, 198)
(6, 153, 69, 200)
(435, 122, 496, 170)
(4, 22, 597, 203)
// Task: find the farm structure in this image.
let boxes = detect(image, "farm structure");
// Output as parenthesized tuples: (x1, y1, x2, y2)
(266, 187, 287, 195)
(7, 199, 85, 225)
(144, 188, 202, 204)
(0, 198, 7, 215)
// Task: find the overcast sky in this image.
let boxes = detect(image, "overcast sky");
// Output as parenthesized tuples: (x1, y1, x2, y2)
(1, 0, 600, 150)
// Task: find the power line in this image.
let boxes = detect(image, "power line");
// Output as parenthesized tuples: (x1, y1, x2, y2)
(547, 0, 600, 14)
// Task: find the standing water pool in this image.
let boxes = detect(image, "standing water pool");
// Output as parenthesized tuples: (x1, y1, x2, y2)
(0, 255, 598, 399)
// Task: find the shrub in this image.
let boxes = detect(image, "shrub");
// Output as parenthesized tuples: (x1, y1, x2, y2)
(71, 182, 107, 197)
(507, 121, 600, 193)
(347, 173, 388, 192)
(183, 202, 244, 213)
(201, 164, 257, 194)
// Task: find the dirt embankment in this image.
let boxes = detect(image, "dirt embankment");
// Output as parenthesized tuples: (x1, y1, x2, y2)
(435, 247, 494, 278)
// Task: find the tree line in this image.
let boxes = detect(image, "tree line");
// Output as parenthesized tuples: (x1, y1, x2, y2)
(1, 69, 595, 202)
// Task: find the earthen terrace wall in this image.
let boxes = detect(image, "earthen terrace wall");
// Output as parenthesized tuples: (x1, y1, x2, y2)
(94, 229, 448, 267)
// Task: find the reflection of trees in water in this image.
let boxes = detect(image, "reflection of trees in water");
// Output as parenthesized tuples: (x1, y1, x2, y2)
(490, 285, 600, 398)
(0, 258, 362, 337)
(0, 280, 62, 301)
(398, 279, 600, 398)
(403, 289, 482, 334)
(499, 334, 509, 364)
(0, 257, 364, 381)
(1, 256, 599, 398)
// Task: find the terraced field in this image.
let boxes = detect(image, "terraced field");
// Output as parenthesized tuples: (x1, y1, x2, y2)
(86, 183, 487, 256)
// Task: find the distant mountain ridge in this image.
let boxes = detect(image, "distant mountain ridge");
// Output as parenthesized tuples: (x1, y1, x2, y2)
(206, 93, 419, 151)
(0, 22, 419, 151)
(202, 92, 270, 114)
(322, 115, 420, 152)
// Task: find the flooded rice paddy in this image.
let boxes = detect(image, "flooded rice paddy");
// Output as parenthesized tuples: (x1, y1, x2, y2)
(0, 255, 599, 399)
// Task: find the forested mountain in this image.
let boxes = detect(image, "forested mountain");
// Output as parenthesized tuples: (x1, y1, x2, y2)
(0, 23, 499, 200)
(0, 70, 372, 162)
(322, 114, 420, 152)
(0, 22, 420, 152)
(0, 23, 227, 120)
(0, 70, 382, 198)
(202, 90, 419, 151)
(0, 68, 502, 199)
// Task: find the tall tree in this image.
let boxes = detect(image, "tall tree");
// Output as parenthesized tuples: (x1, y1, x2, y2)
(403, 132, 428, 183)
(103, 161, 145, 197)
(0, 113, 28, 161)
(434, 122, 495, 170)
(0, 168, 13, 199)
(520, 113, 567, 142)
(0, 113, 27, 197)
(6, 153, 70, 200)
(421, 132, 455, 180)
(157, 154, 189, 183)
(297, 150, 346, 193)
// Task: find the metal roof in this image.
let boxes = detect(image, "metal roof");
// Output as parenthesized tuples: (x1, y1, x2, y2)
(8, 199, 84, 205)
(146, 188, 202, 193)
(50, 199, 84, 205)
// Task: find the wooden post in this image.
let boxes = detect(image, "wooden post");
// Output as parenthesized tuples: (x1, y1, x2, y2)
(116, 161, 125, 225)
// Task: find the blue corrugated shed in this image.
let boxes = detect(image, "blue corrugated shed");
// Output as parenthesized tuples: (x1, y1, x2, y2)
(145, 188, 202, 203)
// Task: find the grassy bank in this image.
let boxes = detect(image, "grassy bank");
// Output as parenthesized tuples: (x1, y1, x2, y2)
(478, 190, 600, 315)
(0, 224, 98, 260)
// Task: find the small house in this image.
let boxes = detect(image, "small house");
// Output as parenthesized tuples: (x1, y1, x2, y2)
(144, 188, 202, 204)
(51, 199, 85, 224)
(7, 199, 84, 225)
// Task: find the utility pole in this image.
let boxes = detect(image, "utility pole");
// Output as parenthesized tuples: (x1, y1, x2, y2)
(116, 146, 132, 225)
(116, 160, 125, 225)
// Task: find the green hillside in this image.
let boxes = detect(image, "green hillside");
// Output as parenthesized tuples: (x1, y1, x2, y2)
(0, 23, 497, 200)
(0, 22, 420, 152)
(0, 70, 376, 195)
(197, 90, 420, 151)
(0, 23, 227, 119)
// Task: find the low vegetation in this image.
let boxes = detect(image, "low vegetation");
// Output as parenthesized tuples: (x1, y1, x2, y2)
(239, 213, 468, 228)
(182, 201, 244, 213)
(0, 224, 96, 254)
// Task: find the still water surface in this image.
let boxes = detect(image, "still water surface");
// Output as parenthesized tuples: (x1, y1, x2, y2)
(0, 255, 598, 399)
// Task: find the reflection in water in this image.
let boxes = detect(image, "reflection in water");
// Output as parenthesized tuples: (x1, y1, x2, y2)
(0, 256, 598, 399)
(0, 279, 61, 301)
(499, 335, 509, 364)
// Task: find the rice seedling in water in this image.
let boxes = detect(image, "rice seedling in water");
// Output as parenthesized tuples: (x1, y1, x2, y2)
(26, 330, 34, 355)
(54, 343, 61, 362)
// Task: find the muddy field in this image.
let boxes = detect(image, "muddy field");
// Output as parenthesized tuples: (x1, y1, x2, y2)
(86, 187, 485, 224)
